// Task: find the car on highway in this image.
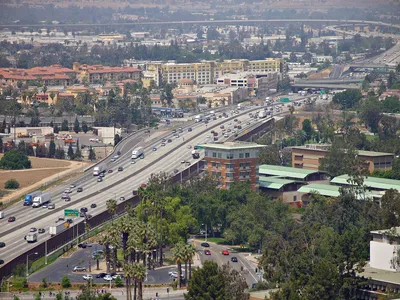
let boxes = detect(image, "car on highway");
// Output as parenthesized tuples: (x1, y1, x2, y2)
(175, 134, 180, 138)
(100, 173, 105, 178)
(222, 249, 229, 256)
(64, 196, 71, 201)
(48, 203, 55, 209)
(0, 242, 5, 248)
(77, 187, 83, 193)
(201, 242, 210, 247)
(172, 129, 176, 134)
(161, 142, 166, 147)
(194, 146, 198, 150)
(70, 184, 76, 188)
(108, 169, 113, 173)
(56, 217, 65, 223)
(66, 219, 73, 224)
(96, 273, 107, 278)
(162, 138, 166, 142)
(73, 266, 86, 272)
(30, 227, 37, 232)
(97, 177, 103, 182)
(141, 183, 147, 188)
(224, 133, 229, 138)
(104, 275, 113, 281)
(90, 203, 97, 208)
(83, 274, 93, 280)
(61, 193, 70, 200)
(152, 147, 157, 151)
(0, 260, 4, 265)
(188, 128, 192, 132)
(204, 250, 211, 255)
(119, 197, 125, 201)
(64, 188, 72, 194)
(80, 207, 88, 213)
(231, 257, 238, 262)
(118, 167, 124, 172)
(8, 216, 15, 222)
(38, 228, 45, 234)
(187, 145, 192, 149)
(167, 139, 172, 143)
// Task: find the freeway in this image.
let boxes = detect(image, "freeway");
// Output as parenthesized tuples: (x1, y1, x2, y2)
(0, 19, 399, 29)
(0, 101, 293, 267)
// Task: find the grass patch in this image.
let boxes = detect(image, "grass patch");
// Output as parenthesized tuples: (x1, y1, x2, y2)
(365, 134, 378, 142)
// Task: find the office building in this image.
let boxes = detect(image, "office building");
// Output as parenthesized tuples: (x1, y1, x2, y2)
(201, 141, 264, 190)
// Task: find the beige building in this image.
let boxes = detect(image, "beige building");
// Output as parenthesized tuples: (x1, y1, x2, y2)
(145, 58, 284, 86)
(292, 144, 394, 174)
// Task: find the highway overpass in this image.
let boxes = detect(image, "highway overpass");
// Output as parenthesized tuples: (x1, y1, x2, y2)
(292, 83, 361, 90)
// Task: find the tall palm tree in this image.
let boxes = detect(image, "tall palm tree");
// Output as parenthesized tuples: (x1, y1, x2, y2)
(172, 242, 185, 288)
(184, 244, 196, 281)
(106, 199, 118, 222)
(123, 262, 135, 300)
(132, 263, 146, 300)
(99, 233, 114, 273)
(94, 253, 101, 270)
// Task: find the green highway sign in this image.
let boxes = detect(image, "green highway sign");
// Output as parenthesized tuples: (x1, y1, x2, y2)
(64, 209, 79, 217)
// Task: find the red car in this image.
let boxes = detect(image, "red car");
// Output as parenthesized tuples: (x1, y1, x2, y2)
(140, 183, 147, 188)
(204, 250, 211, 255)
(8, 216, 16, 222)
(222, 249, 229, 256)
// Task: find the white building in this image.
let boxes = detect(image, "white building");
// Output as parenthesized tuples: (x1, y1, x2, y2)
(93, 127, 122, 145)
(370, 227, 400, 272)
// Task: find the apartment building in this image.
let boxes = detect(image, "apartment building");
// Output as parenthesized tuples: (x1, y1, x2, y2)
(292, 144, 394, 173)
(73, 62, 142, 84)
(145, 58, 284, 85)
(0, 65, 76, 87)
(201, 142, 264, 190)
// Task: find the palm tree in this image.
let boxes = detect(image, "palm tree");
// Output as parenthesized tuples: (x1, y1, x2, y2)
(183, 244, 196, 281)
(123, 262, 135, 300)
(94, 253, 101, 270)
(172, 242, 186, 288)
(132, 263, 146, 300)
(42, 84, 47, 95)
(106, 199, 118, 222)
(99, 233, 114, 273)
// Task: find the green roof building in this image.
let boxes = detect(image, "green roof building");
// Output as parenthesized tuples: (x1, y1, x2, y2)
(259, 164, 329, 181)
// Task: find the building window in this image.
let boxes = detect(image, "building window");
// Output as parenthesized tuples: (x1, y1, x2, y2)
(212, 162, 216, 168)
(205, 150, 209, 157)
(226, 153, 233, 159)
(245, 153, 250, 158)
(212, 152, 217, 158)
(226, 163, 233, 169)
(246, 162, 251, 168)
(217, 153, 222, 158)
(239, 153, 244, 158)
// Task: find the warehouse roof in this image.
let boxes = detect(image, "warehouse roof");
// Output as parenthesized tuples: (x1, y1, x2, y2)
(259, 176, 303, 190)
(330, 175, 400, 191)
(298, 184, 340, 197)
(259, 164, 329, 180)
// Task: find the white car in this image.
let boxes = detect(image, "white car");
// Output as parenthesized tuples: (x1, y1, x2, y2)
(83, 274, 93, 280)
(64, 188, 72, 194)
(104, 275, 113, 281)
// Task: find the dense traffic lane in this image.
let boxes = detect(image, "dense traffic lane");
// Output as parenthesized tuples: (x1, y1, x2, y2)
(0, 102, 294, 265)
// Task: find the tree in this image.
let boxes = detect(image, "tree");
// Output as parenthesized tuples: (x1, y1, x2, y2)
(48, 140, 56, 158)
(132, 263, 146, 300)
(160, 83, 175, 107)
(5, 179, 20, 189)
(0, 136, 3, 153)
(88, 146, 96, 161)
(107, 199, 118, 222)
(114, 134, 121, 146)
(172, 242, 185, 288)
(380, 189, 400, 228)
(302, 119, 314, 141)
(61, 119, 69, 131)
(182, 244, 196, 283)
(82, 121, 89, 133)
(185, 261, 227, 300)
(358, 97, 382, 133)
(67, 143, 74, 160)
(55, 146, 65, 159)
(332, 90, 362, 109)
(380, 115, 398, 138)
(53, 124, 60, 134)
(0, 150, 31, 170)
(73, 117, 80, 134)
(61, 275, 71, 288)
(220, 264, 249, 300)
(115, 275, 123, 287)
(74, 140, 82, 160)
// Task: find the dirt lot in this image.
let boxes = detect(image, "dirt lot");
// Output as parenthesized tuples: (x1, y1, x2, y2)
(0, 154, 71, 169)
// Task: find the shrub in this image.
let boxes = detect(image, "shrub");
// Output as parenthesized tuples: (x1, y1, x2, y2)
(115, 276, 124, 287)
(5, 179, 20, 189)
(61, 275, 71, 288)
(0, 150, 31, 170)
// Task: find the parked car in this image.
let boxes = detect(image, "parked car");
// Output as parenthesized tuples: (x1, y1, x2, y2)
(104, 275, 113, 281)
(78, 243, 87, 249)
(73, 266, 86, 272)
(96, 273, 107, 278)
(83, 274, 93, 280)
(222, 250, 229, 256)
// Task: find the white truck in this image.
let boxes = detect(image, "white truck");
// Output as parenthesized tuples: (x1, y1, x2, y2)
(93, 163, 106, 176)
(26, 232, 38, 243)
(0, 211, 4, 219)
(132, 147, 144, 159)
(192, 150, 200, 159)
(258, 111, 267, 119)
(195, 114, 204, 123)
(32, 192, 51, 208)
(49, 223, 69, 236)
(209, 110, 215, 116)
(237, 103, 243, 110)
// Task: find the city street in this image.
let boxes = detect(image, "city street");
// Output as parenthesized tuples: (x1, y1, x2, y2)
(192, 239, 261, 287)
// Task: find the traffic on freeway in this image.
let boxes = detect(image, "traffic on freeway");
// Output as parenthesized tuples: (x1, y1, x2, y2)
(0, 99, 297, 267)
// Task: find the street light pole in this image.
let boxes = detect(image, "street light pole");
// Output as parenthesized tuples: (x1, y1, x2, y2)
(26, 252, 38, 277)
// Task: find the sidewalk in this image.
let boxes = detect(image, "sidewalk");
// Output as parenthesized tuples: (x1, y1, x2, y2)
(0, 287, 186, 300)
